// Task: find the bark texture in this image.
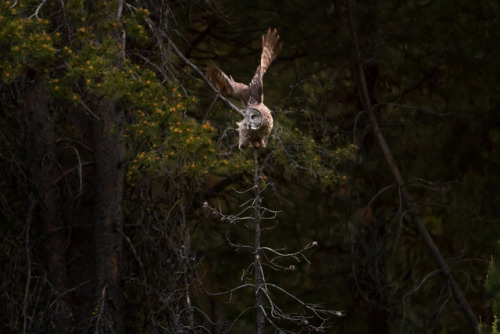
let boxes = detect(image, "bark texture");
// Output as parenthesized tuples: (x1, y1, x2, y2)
(24, 78, 72, 332)
(93, 99, 125, 332)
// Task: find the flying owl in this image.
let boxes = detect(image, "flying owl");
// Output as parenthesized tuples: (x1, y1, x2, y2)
(207, 28, 282, 149)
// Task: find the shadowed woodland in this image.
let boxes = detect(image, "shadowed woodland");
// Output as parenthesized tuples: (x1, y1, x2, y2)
(1, 0, 500, 333)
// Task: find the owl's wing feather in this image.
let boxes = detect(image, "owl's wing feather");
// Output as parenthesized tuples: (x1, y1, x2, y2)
(248, 28, 282, 104)
(206, 64, 249, 102)
(260, 28, 282, 75)
(208, 29, 281, 107)
(249, 66, 263, 104)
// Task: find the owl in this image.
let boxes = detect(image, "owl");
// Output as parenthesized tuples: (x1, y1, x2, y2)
(207, 28, 282, 149)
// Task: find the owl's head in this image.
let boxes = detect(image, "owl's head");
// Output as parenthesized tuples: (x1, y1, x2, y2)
(236, 104, 273, 149)
(245, 108, 262, 130)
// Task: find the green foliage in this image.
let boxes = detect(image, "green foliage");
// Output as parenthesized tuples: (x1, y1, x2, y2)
(66, 0, 85, 21)
(125, 16, 149, 46)
(271, 112, 356, 184)
(0, 5, 56, 81)
(479, 256, 500, 334)
(125, 83, 227, 185)
(486, 258, 500, 314)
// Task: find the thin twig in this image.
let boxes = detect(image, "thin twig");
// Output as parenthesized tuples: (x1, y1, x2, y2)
(29, 0, 47, 19)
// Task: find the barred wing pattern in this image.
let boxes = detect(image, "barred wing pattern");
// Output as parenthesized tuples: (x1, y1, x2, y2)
(249, 28, 283, 104)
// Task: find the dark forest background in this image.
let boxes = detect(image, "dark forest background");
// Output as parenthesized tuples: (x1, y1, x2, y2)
(1, 0, 500, 333)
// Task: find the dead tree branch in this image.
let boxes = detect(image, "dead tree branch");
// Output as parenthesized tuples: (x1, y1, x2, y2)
(202, 150, 344, 333)
(341, 0, 479, 330)
(253, 149, 265, 334)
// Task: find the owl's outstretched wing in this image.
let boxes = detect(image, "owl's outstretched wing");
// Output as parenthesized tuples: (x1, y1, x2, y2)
(206, 64, 249, 102)
(249, 28, 283, 104)
(261, 28, 282, 75)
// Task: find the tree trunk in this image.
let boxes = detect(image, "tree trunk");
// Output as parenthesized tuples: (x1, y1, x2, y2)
(92, 3, 126, 331)
(253, 150, 265, 334)
(93, 99, 125, 333)
(24, 78, 72, 332)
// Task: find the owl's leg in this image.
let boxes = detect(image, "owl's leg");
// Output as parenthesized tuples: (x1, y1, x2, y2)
(260, 139, 266, 148)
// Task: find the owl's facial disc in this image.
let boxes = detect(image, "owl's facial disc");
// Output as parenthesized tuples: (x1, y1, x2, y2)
(247, 108, 262, 130)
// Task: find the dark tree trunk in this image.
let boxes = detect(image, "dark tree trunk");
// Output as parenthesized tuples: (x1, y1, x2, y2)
(24, 78, 72, 332)
(93, 99, 125, 333)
